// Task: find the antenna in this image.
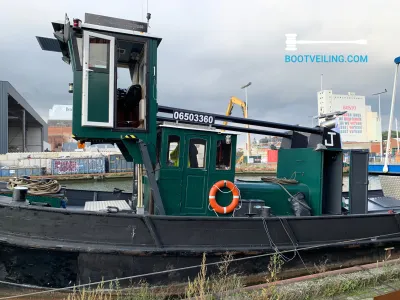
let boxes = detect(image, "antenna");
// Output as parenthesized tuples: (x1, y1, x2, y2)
(146, 0, 151, 27)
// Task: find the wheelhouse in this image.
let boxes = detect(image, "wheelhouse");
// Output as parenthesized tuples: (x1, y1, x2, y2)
(143, 122, 239, 216)
(37, 13, 161, 153)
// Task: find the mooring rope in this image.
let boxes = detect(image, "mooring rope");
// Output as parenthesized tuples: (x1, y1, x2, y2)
(261, 177, 298, 199)
(260, 177, 298, 185)
(6, 177, 61, 195)
(1, 230, 400, 300)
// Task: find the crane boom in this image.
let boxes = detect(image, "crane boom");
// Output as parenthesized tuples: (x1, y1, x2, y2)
(223, 96, 251, 160)
(223, 97, 248, 126)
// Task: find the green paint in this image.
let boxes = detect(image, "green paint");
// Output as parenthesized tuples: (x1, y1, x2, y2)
(0, 192, 64, 208)
(87, 73, 109, 123)
(69, 35, 159, 165)
(235, 181, 310, 216)
(143, 175, 150, 210)
(120, 139, 143, 163)
(181, 134, 211, 215)
(277, 148, 322, 215)
(154, 126, 237, 216)
(67, 39, 76, 71)
(276, 148, 343, 216)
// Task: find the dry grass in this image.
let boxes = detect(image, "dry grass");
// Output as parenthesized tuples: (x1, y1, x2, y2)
(245, 259, 400, 300)
(65, 252, 243, 300)
(185, 252, 243, 300)
(65, 279, 159, 300)
(64, 254, 400, 300)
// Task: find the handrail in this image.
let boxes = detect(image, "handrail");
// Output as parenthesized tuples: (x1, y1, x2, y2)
(158, 105, 323, 135)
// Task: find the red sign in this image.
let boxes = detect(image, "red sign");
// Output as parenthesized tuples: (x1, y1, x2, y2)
(343, 105, 356, 110)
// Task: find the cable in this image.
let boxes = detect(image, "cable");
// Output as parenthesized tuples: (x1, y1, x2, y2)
(1, 231, 399, 300)
(0, 280, 55, 290)
(262, 217, 296, 263)
(278, 217, 312, 275)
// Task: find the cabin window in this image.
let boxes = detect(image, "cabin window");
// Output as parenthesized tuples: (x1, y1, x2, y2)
(76, 37, 83, 66)
(188, 138, 206, 169)
(216, 140, 232, 170)
(88, 37, 110, 70)
(115, 40, 147, 129)
(117, 66, 132, 88)
(167, 135, 180, 167)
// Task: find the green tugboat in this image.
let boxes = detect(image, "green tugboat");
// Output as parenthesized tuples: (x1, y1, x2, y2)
(0, 12, 400, 288)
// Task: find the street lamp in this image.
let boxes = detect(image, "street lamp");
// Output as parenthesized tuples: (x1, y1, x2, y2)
(372, 89, 387, 160)
(241, 82, 252, 163)
(383, 57, 400, 173)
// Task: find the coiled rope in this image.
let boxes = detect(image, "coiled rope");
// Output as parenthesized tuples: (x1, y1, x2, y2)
(261, 177, 298, 199)
(261, 177, 298, 185)
(7, 177, 61, 195)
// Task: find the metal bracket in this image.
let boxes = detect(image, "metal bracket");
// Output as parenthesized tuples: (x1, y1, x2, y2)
(144, 216, 163, 248)
(138, 141, 166, 215)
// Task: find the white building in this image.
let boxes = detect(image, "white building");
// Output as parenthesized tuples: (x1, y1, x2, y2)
(317, 90, 381, 143)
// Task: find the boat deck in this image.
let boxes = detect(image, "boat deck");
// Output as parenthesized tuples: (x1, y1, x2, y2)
(0, 196, 135, 214)
(1, 189, 400, 215)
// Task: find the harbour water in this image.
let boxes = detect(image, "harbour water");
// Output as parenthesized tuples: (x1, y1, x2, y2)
(59, 174, 382, 193)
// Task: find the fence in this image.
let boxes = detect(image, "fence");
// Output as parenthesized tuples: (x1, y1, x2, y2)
(0, 154, 136, 177)
(107, 154, 134, 173)
(0, 167, 45, 177)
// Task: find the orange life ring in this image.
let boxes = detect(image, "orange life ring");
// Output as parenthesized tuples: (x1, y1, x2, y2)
(209, 180, 240, 214)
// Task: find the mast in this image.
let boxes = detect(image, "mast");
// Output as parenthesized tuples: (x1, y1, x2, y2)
(383, 57, 400, 172)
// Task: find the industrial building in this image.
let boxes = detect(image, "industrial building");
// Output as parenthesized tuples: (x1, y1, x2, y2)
(48, 105, 74, 151)
(0, 81, 48, 154)
(317, 90, 381, 143)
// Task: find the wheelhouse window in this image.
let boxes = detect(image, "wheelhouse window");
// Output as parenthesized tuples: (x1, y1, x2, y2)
(115, 40, 147, 129)
(75, 36, 83, 67)
(167, 135, 180, 167)
(188, 138, 206, 169)
(216, 139, 232, 170)
(88, 37, 110, 70)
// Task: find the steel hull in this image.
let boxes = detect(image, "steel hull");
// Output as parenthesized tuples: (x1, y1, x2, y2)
(1, 198, 400, 287)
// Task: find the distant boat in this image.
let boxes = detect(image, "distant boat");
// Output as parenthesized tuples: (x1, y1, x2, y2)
(369, 164, 400, 173)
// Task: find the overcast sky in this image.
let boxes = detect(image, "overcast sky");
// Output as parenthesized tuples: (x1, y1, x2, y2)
(1, 0, 400, 147)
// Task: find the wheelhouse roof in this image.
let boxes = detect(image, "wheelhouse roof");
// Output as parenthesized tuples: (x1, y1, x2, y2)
(51, 12, 162, 44)
(158, 122, 240, 135)
(81, 23, 162, 44)
(37, 13, 162, 56)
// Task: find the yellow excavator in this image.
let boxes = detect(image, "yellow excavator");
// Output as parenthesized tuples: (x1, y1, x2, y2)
(223, 97, 251, 164)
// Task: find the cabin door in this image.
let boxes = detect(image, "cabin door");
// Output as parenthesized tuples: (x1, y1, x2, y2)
(82, 31, 115, 127)
(181, 135, 211, 215)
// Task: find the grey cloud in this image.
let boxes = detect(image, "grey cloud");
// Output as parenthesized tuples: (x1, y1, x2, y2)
(1, 0, 400, 147)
